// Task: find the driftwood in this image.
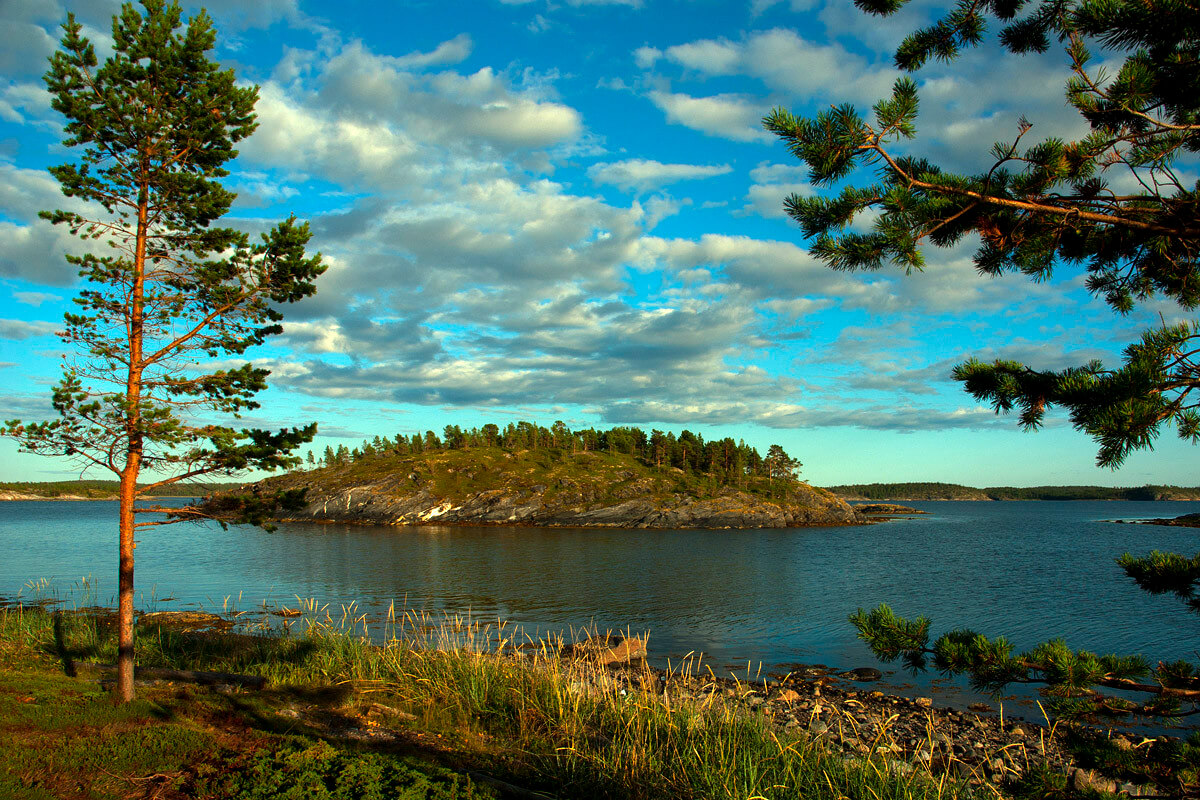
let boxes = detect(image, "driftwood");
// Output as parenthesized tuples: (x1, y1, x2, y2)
(77, 662, 266, 689)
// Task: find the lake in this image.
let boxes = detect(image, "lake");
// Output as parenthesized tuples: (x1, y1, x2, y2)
(3, 499, 1199, 709)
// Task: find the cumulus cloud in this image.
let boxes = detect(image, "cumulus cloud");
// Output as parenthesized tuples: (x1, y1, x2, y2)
(647, 90, 772, 143)
(393, 33, 473, 68)
(650, 28, 897, 105)
(645, 24, 1087, 174)
(268, 296, 783, 417)
(188, 0, 308, 30)
(0, 14, 1108, 444)
(739, 162, 809, 218)
(240, 43, 583, 190)
(587, 158, 732, 192)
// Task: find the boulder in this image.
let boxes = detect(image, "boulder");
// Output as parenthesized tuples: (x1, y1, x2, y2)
(561, 634, 647, 666)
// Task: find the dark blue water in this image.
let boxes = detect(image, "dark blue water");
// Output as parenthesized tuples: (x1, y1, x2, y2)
(3, 499, 1199, 707)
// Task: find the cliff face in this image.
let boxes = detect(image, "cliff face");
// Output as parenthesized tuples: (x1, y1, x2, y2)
(224, 449, 862, 529)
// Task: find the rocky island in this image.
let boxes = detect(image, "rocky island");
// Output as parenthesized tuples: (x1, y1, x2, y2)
(208, 424, 862, 529)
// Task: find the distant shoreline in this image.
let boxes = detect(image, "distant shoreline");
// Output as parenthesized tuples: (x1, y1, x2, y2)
(0, 481, 236, 502)
(0, 493, 207, 501)
(832, 482, 1200, 502)
(6, 478, 1200, 504)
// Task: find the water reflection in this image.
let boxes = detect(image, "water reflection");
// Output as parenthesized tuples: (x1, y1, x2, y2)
(3, 499, 1200, 700)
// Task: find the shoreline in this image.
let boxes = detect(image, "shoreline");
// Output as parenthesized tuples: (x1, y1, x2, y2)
(6, 603, 1163, 797)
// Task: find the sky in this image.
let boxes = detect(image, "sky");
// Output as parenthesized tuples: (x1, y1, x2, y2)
(0, 0, 1195, 488)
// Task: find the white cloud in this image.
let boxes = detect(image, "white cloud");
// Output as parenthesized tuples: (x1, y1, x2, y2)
(0, 319, 59, 340)
(663, 38, 742, 74)
(12, 291, 57, 307)
(647, 90, 772, 143)
(633, 45, 661, 68)
(393, 33, 473, 69)
(652, 28, 897, 105)
(740, 161, 810, 218)
(243, 43, 584, 188)
(587, 158, 732, 192)
(190, 0, 306, 29)
(0, 162, 98, 285)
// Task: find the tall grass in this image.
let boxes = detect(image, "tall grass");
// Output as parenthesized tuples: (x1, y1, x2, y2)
(0, 602, 985, 800)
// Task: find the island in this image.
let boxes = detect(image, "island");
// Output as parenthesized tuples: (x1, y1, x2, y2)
(207, 423, 862, 529)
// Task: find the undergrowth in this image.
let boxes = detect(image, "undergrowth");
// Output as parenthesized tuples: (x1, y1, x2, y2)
(0, 604, 982, 800)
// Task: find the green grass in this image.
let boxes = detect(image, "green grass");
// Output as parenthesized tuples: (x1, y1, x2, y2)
(0, 604, 983, 800)
(0, 608, 498, 800)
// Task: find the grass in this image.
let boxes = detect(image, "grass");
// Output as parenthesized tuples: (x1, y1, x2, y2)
(0, 603, 988, 800)
(0, 608, 497, 800)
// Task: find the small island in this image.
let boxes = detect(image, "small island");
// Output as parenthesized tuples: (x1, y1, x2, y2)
(208, 422, 861, 529)
(1114, 512, 1200, 528)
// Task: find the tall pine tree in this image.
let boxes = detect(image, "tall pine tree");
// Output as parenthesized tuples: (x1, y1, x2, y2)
(3, 0, 324, 702)
(765, 0, 1200, 469)
(767, 1, 1200, 791)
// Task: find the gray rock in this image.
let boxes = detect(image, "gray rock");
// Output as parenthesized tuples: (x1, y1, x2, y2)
(1072, 768, 1118, 794)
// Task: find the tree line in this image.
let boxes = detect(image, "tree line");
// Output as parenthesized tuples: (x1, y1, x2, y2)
(307, 421, 802, 485)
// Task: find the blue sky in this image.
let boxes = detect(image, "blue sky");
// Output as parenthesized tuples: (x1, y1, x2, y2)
(0, 0, 1195, 487)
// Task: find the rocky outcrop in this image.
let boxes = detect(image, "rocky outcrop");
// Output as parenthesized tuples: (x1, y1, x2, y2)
(851, 503, 927, 515)
(0, 490, 100, 500)
(218, 470, 863, 529)
(0, 490, 48, 500)
(1115, 512, 1200, 528)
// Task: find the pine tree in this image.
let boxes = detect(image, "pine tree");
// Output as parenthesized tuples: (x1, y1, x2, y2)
(764, 0, 1200, 469)
(766, 1, 1200, 790)
(2, 0, 324, 702)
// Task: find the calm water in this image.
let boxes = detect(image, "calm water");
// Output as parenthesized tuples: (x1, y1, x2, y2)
(3, 499, 1199, 707)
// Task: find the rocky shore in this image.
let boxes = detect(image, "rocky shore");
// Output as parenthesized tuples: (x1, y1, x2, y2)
(47, 608, 1165, 796)
(0, 490, 94, 500)
(547, 637, 1159, 797)
(251, 626, 1158, 797)
(851, 503, 928, 515)
(270, 485, 861, 528)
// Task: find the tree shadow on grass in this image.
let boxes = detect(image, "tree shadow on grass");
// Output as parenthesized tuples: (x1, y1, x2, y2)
(193, 685, 647, 800)
(47, 610, 110, 677)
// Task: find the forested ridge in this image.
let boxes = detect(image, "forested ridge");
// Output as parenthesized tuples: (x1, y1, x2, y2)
(231, 421, 857, 528)
(303, 421, 803, 489)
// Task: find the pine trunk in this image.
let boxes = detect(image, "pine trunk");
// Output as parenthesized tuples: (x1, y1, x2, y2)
(116, 468, 137, 702)
(116, 187, 149, 703)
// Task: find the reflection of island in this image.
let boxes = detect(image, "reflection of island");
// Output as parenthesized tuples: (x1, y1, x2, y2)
(210, 431, 862, 529)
